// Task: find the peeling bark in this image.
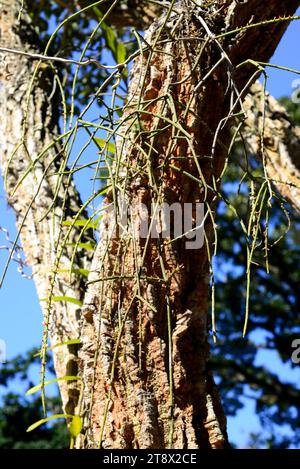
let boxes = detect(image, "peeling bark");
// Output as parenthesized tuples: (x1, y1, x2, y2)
(0, 0, 94, 414)
(77, 0, 300, 449)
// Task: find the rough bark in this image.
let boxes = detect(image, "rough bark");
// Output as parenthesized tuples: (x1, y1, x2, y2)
(77, 0, 300, 449)
(0, 0, 94, 414)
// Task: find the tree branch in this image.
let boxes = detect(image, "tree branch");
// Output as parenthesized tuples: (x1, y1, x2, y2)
(244, 82, 300, 212)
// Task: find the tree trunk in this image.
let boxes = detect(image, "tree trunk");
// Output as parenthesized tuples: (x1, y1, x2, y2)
(0, 0, 94, 415)
(77, 0, 300, 449)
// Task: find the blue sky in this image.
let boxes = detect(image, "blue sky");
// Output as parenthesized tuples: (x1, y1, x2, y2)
(262, 13, 300, 98)
(1, 10, 300, 448)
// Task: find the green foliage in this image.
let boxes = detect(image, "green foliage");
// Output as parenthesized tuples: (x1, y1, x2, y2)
(279, 96, 300, 124)
(69, 415, 83, 438)
(26, 376, 80, 396)
(26, 413, 72, 433)
(0, 349, 68, 449)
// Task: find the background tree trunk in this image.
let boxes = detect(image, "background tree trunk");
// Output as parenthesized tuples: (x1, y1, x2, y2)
(0, 0, 94, 415)
(78, 0, 162, 29)
(244, 82, 300, 212)
(77, 0, 300, 449)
